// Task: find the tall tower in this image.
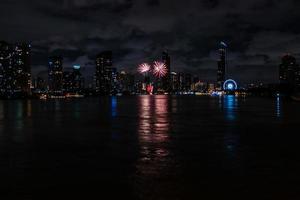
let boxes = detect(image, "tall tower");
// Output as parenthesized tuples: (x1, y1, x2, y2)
(162, 51, 171, 91)
(48, 56, 63, 94)
(95, 51, 113, 95)
(217, 42, 227, 90)
(72, 65, 84, 93)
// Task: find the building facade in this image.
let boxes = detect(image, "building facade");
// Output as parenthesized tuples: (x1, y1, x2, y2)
(279, 54, 300, 93)
(0, 41, 31, 97)
(95, 51, 116, 95)
(217, 42, 227, 90)
(162, 51, 171, 91)
(62, 66, 84, 94)
(48, 56, 63, 94)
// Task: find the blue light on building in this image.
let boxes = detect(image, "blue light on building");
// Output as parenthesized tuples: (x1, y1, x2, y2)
(73, 65, 80, 70)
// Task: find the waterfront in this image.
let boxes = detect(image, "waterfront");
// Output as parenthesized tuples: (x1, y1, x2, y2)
(1, 95, 300, 199)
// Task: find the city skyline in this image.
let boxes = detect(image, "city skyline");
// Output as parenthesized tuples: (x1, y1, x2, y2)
(2, 38, 299, 99)
(1, 1, 300, 83)
(1, 39, 298, 86)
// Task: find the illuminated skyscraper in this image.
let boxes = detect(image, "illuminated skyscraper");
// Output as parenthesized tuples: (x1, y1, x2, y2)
(217, 42, 227, 90)
(170, 72, 178, 92)
(279, 54, 300, 93)
(178, 72, 185, 91)
(162, 51, 171, 91)
(13, 43, 32, 94)
(63, 71, 72, 93)
(72, 65, 84, 92)
(0, 41, 12, 94)
(185, 73, 192, 91)
(95, 51, 114, 94)
(48, 56, 63, 94)
(117, 71, 135, 93)
(0, 41, 31, 97)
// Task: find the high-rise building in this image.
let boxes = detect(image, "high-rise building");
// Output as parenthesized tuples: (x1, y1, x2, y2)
(170, 72, 179, 92)
(279, 54, 300, 93)
(217, 42, 227, 90)
(162, 51, 171, 91)
(0, 41, 12, 94)
(48, 56, 63, 94)
(178, 72, 185, 91)
(13, 43, 31, 94)
(95, 51, 114, 94)
(117, 71, 135, 93)
(184, 73, 192, 91)
(63, 65, 84, 93)
(33, 77, 47, 92)
(107, 67, 118, 94)
(63, 71, 72, 93)
(72, 65, 84, 92)
(0, 41, 31, 97)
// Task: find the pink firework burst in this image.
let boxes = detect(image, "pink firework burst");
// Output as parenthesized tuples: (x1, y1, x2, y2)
(138, 63, 151, 74)
(153, 61, 167, 78)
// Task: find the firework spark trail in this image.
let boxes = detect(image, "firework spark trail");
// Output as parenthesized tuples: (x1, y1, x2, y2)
(138, 63, 151, 74)
(153, 61, 167, 78)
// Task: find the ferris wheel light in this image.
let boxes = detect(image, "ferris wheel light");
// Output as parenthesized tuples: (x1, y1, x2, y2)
(223, 79, 237, 91)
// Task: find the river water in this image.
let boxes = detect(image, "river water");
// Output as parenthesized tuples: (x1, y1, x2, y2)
(1, 95, 300, 199)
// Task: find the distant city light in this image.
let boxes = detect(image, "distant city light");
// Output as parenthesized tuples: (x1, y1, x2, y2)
(220, 41, 228, 48)
(138, 63, 151, 74)
(153, 61, 167, 78)
(73, 65, 81, 70)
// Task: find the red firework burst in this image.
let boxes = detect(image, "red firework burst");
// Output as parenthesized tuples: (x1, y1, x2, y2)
(153, 61, 167, 78)
(138, 63, 151, 74)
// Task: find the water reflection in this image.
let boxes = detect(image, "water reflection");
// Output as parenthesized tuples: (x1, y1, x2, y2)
(222, 95, 238, 121)
(73, 100, 81, 119)
(0, 102, 4, 133)
(224, 132, 240, 159)
(136, 95, 170, 176)
(111, 96, 117, 118)
(171, 97, 178, 113)
(15, 101, 24, 132)
(54, 100, 62, 125)
(10, 100, 33, 143)
(27, 100, 32, 117)
(219, 95, 240, 167)
(276, 96, 281, 118)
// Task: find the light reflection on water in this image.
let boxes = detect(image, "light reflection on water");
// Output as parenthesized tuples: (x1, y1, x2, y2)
(111, 96, 117, 118)
(276, 96, 281, 118)
(0, 102, 4, 133)
(15, 101, 24, 132)
(27, 100, 32, 118)
(12, 100, 33, 143)
(222, 95, 238, 121)
(0, 101, 4, 120)
(0, 96, 299, 199)
(136, 95, 171, 176)
(219, 95, 240, 166)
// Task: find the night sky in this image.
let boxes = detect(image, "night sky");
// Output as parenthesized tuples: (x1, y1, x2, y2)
(1, 0, 300, 84)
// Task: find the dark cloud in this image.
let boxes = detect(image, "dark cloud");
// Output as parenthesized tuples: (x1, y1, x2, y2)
(1, 0, 300, 83)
